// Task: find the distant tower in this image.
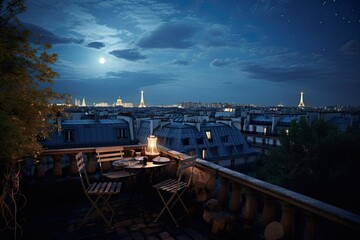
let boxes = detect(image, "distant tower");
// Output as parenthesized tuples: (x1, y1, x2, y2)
(138, 90, 146, 108)
(115, 96, 123, 106)
(298, 92, 305, 108)
(82, 97, 86, 107)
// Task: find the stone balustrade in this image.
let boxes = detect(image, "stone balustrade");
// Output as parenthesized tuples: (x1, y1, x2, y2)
(26, 144, 360, 239)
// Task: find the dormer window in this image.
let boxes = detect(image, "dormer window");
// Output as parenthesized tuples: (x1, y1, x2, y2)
(205, 130, 213, 142)
(182, 138, 190, 146)
(210, 147, 218, 157)
(221, 135, 228, 143)
(64, 129, 74, 142)
(196, 137, 204, 145)
(117, 128, 126, 139)
(201, 149, 207, 159)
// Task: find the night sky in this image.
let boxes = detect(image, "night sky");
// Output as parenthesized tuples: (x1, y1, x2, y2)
(19, 0, 360, 106)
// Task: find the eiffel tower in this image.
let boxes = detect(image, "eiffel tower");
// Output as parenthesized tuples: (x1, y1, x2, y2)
(298, 92, 305, 108)
(138, 90, 146, 108)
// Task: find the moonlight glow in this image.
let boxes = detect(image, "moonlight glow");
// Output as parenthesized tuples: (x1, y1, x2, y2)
(99, 57, 105, 64)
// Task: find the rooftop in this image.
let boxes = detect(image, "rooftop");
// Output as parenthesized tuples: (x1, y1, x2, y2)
(4, 145, 360, 239)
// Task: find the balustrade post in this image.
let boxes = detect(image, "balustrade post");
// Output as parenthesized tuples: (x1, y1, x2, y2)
(69, 154, 78, 176)
(280, 202, 294, 238)
(53, 155, 62, 177)
(303, 212, 316, 240)
(243, 189, 257, 226)
(219, 176, 229, 210)
(35, 160, 45, 177)
(262, 196, 275, 227)
(229, 182, 241, 214)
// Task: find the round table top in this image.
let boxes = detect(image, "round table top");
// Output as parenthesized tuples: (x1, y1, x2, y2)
(125, 161, 169, 169)
(113, 156, 170, 169)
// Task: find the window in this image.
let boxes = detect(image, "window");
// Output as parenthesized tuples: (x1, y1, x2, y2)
(227, 145, 233, 155)
(221, 135, 228, 143)
(182, 138, 190, 146)
(166, 137, 173, 146)
(210, 147, 218, 157)
(236, 144, 243, 152)
(205, 130, 213, 142)
(201, 149, 207, 159)
(64, 129, 74, 142)
(117, 128, 126, 139)
(196, 137, 204, 145)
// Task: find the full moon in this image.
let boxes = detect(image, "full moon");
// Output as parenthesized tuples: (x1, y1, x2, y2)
(99, 57, 106, 64)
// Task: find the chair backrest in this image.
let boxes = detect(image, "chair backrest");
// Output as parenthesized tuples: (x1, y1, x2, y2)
(177, 156, 197, 187)
(76, 152, 90, 192)
(96, 147, 124, 172)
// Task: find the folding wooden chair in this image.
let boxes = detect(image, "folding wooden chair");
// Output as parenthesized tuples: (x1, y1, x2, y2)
(76, 152, 122, 227)
(96, 147, 131, 181)
(152, 156, 197, 227)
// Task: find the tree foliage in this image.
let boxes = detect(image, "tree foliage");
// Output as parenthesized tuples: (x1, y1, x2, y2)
(0, 0, 67, 235)
(0, 0, 66, 171)
(255, 117, 360, 213)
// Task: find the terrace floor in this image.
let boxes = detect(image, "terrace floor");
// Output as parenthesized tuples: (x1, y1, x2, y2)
(5, 175, 262, 240)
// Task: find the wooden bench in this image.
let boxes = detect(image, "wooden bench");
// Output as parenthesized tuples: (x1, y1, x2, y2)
(96, 147, 131, 180)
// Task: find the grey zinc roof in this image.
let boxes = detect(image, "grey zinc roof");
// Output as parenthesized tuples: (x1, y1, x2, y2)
(138, 120, 258, 160)
(61, 119, 127, 125)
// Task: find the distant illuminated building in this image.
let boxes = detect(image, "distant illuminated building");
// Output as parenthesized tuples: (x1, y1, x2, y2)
(115, 96, 123, 106)
(74, 98, 81, 106)
(123, 102, 134, 108)
(81, 98, 86, 107)
(298, 92, 305, 108)
(138, 90, 146, 108)
(94, 102, 109, 107)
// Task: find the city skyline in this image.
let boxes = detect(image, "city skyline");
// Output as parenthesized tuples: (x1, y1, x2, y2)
(19, 0, 360, 106)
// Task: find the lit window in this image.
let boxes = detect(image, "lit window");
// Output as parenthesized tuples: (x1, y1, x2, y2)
(205, 130, 213, 142)
(64, 130, 74, 142)
(263, 127, 267, 135)
(202, 149, 207, 159)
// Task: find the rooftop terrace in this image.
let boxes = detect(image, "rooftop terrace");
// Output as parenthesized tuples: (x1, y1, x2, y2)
(4, 145, 360, 239)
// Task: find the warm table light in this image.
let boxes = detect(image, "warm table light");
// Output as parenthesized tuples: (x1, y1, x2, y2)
(145, 135, 160, 160)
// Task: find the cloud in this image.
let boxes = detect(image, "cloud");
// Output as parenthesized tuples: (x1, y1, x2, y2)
(242, 63, 317, 82)
(137, 22, 197, 49)
(22, 22, 83, 44)
(172, 59, 190, 66)
(109, 48, 147, 61)
(209, 58, 238, 67)
(87, 42, 105, 49)
(203, 24, 237, 48)
(340, 39, 360, 56)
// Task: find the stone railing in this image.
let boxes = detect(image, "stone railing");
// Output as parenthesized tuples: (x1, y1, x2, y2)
(26, 144, 146, 178)
(192, 158, 360, 239)
(26, 145, 360, 239)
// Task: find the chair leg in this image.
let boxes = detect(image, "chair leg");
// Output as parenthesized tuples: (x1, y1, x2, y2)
(172, 192, 191, 216)
(81, 195, 114, 227)
(155, 191, 180, 227)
